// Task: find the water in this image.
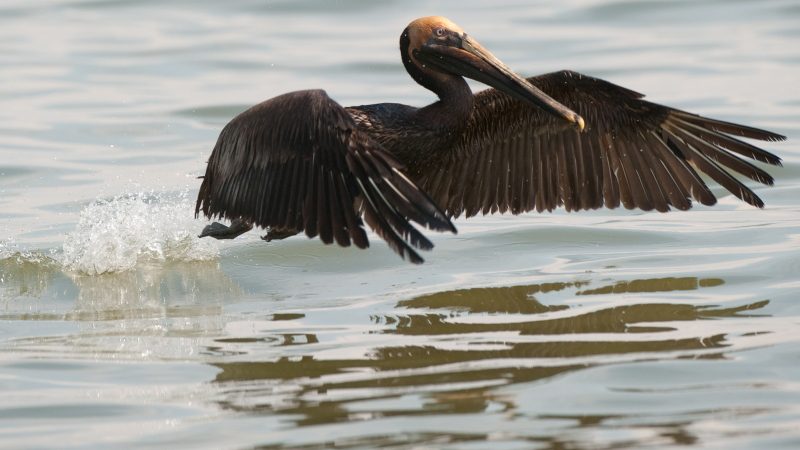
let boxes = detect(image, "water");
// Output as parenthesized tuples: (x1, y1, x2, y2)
(1, 0, 799, 448)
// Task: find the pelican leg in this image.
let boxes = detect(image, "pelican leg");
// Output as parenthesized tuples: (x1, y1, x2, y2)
(199, 218, 253, 240)
(261, 227, 300, 242)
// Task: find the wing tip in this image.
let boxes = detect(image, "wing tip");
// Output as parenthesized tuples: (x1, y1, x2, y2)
(764, 132, 787, 143)
(673, 111, 786, 143)
(407, 251, 425, 265)
(429, 215, 458, 234)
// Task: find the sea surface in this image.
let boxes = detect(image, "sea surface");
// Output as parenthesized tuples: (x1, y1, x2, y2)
(1, 1, 799, 449)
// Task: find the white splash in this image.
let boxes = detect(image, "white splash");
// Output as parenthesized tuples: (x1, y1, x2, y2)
(0, 238, 13, 260)
(61, 191, 219, 275)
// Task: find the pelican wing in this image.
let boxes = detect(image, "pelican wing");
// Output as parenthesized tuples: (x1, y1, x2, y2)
(196, 89, 455, 263)
(417, 70, 784, 218)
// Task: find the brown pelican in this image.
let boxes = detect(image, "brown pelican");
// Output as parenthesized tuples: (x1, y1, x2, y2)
(196, 16, 784, 263)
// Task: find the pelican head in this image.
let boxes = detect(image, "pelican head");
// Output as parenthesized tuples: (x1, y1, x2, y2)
(402, 16, 585, 131)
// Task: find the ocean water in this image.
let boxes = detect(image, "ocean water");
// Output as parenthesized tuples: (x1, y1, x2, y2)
(1, 0, 799, 448)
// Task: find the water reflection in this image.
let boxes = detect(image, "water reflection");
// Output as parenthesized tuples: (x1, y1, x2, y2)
(1, 259, 246, 360)
(388, 277, 752, 335)
(0, 252, 60, 301)
(209, 277, 769, 434)
(1, 257, 242, 321)
(396, 281, 582, 314)
(70, 261, 239, 319)
(577, 277, 725, 295)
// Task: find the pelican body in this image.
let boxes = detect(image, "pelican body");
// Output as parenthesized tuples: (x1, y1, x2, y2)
(196, 16, 784, 263)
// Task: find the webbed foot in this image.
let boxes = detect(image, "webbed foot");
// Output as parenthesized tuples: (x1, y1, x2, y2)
(261, 227, 300, 242)
(199, 218, 253, 240)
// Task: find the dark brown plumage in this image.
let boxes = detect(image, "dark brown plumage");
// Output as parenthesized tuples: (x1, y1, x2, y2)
(196, 16, 784, 264)
(196, 89, 454, 263)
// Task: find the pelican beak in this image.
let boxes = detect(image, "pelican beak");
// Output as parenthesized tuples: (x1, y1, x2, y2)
(416, 33, 585, 131)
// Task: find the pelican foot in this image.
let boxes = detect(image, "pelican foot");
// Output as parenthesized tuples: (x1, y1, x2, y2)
(261, 227, 300, 242)
(199, 219, 253, 240)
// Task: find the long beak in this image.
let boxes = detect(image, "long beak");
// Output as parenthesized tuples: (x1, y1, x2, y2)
(416, 34, 585, 131)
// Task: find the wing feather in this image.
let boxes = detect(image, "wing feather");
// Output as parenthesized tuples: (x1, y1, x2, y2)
(598, 135, 620, 209)
(421, 71, 783, 217)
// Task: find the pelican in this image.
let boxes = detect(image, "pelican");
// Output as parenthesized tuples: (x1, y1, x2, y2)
(196, 16, 784, 263)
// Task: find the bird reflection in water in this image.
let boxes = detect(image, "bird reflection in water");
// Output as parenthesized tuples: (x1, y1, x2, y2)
(209, 276, 769, 442)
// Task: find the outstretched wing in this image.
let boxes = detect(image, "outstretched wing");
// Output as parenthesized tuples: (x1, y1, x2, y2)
(196, 89, 455, 263)
(416, 70, 784, 218)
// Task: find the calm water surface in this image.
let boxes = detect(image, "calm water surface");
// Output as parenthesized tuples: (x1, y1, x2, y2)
(1, 1, 799, 448)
